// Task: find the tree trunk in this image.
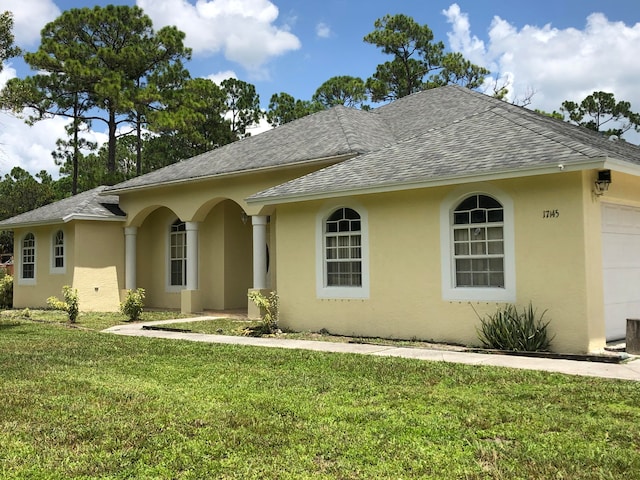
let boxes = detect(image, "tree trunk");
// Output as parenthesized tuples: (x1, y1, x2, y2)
(72, 95, 79, 195)
(107, 108, 117, 177)
(136, 111, 142, 176)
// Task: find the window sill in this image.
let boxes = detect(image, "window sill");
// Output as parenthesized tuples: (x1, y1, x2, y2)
(442, 286, 515, 303)
(166, 285, 186, 293)
(317, 285, 369, 299)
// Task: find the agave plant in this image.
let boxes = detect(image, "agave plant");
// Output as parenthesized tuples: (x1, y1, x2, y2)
(476, 302, 554, 352)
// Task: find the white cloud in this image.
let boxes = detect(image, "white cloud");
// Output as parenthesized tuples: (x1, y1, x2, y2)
(442, 4, 485, 64)
(206, 70, 237, 84)
(0, 0, 60, 47)
(444, 5, 640, 118)
(0, 110, 67, 178)
(316, 22, 331, 39)
(246, 117, 272, 136)
(137, 0, 301, 74)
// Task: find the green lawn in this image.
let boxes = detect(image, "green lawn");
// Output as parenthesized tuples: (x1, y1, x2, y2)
(0, 308, 193, 331)
(1, 316, 639, 479)
(159, 318, 468, 350)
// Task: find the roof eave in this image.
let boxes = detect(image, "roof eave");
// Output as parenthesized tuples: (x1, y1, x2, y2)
(61, 214, 126, 223)
(247, 158, 614, 206)
(0, 214, 126, 230)
(0, 219, 64, 230)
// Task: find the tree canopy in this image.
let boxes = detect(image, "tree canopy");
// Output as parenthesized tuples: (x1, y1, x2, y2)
(266, 92, 323, 127)
(312, 76, 368, 109)
(363, 14, 489, 102)
(0, 5, 191, 189)
(148, 77, 236, 164)
(0, 11, 20, 69)
(560, 91, 640, 139)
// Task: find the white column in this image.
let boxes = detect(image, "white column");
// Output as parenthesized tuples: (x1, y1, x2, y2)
(124, 226, 137, 290)
(252, 215, 268, 289)
(186, 221, 199, 290)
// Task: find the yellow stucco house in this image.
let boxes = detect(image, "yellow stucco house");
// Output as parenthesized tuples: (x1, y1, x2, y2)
(2, 86, 640, 354)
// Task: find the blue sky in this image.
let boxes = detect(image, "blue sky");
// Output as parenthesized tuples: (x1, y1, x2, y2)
(1, 0, 640, 176)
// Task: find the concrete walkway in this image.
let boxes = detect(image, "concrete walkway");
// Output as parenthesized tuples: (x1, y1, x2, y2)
(103, 317, 640, 382)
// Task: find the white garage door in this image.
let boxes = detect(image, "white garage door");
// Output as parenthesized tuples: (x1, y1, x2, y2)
(602, 203, 640, 341)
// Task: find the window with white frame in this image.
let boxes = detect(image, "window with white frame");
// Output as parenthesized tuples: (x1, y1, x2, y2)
(21, 233, 35, 280)
(453, 194, 504, 287)
(440, 186, 515, 302)
(169, 220, 187, 287)
(325, 207, 362, 287)
(316, 205, 369, 299)
(52, 230, 64, 270)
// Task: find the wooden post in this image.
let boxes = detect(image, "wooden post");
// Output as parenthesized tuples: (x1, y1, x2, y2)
(626, 319, 640, 355)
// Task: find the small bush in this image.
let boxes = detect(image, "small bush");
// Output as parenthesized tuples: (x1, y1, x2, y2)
(0, 273, 13, 309)
(121, 288, 145, 322)
(47, 286, 79, 323)
(247, 290, 279, 335)
(476, 302, 554, 352)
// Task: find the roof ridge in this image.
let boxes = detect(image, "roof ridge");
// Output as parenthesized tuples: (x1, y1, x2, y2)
(333, 105, 380, 152)
(332, 106, 354, 151)
(72, 186, 104, 214)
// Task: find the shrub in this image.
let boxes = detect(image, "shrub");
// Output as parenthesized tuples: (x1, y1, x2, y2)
(121, 288, 145, 322)
(247, 290, 279, 335)
(476, 302, 554, 352)
(0, 273, 13, 309)
(47, 286, 79, 323)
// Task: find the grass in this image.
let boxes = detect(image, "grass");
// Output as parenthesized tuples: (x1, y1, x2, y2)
(160, 318, 467, 349)
(1, 315, 640, 478)
(0, 308, 194, 331)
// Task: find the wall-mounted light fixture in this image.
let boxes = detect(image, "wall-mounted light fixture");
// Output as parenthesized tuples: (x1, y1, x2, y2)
(594, 169, 612, 196)
(241, 211, 249, 225)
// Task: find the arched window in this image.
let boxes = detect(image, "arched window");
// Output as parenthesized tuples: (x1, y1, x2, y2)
(53, 230, 64, 270)
(325, 207, 362, 287)
(169, 220, 186, 287)
(21, 233, 35, 280)
(440, 186, 515, 302)
(316, 204, 369, 299)
(452, 194, 504, 287)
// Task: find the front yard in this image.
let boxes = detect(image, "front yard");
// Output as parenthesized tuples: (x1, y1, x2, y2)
(1, 313, 639, 479)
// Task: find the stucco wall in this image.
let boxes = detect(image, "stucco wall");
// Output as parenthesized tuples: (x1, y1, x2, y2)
(13, 224, 75, 309)
(274, 172, 606, 353)
(72, 221, 124, 312)
(12, 221, 124, 312)
(117, 164, 319, 312)
(135, 200, 253, 311)
(199, 200, 253, 310)
(118, 163, 337, 226)
(136, 207, 181, 310)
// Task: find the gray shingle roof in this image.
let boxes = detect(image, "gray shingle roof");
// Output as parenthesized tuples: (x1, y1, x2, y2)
(0, 186, 125, 228)
(105, 106, 396, 193)
(247, 86, 640, 203)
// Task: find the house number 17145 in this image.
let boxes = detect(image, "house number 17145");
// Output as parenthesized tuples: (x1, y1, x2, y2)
(542, 209, 559, 218)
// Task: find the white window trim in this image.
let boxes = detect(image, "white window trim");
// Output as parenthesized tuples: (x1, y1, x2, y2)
(440, 184, 516, 302)
(18, 232, 36, 286)
(316, 202, 370, 299)
(50, 229, 66, 274)
(166, 218, 187, 293)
